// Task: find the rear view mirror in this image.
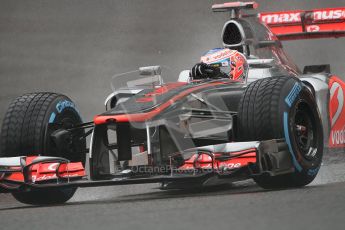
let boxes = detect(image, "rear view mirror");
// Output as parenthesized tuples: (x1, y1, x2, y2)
(139, 66, 162, 76)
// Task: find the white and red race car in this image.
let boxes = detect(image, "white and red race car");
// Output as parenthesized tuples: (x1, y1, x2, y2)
(1, 2, 345, 205)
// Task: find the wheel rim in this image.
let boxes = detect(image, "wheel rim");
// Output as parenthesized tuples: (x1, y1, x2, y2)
(46, 109, 85, 162)
(292, 101, 318, 161)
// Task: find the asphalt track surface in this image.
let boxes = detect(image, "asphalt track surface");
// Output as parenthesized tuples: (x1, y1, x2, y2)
(1, 0, 345, 229)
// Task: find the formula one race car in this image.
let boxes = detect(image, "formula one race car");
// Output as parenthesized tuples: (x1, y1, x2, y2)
(1, 2, 345, 205)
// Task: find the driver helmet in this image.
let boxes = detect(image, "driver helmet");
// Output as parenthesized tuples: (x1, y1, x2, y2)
(200, 48, 248, 81)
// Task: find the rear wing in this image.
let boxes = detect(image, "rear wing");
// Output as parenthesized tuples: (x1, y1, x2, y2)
(259, 8, 345, 41)
(212, 2, 345, 41)
(212, 2, 258, 18)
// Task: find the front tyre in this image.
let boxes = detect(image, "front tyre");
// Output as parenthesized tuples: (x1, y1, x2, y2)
(1, 92, 85, 205)
(237, 76, 323, 188)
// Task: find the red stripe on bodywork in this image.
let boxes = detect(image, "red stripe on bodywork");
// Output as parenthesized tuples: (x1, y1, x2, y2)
(94, 82, 225, 124)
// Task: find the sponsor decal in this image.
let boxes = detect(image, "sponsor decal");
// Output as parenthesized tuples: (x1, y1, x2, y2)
(331, 130, 345, 145)
(313, 9, 345, 21)
(306, 25, 320, 32)
(307, 166, 320, 176)
(283, 83, 304, 172)
(330, 82, 344, 127)
(261, 12, 300, 24)
(32, 173, 81, 182)
(50, 99, 81, 123)
(56, 100, 76, 113)
(284, 112, 303, 172)
(329, 78, 345, 147)
(48, 112, 56, 123)
(47, 163, 59, 171)
(218, 162, 241, 169)
(261, 9, 345, 24)
(201, 49, 234, 64)
(181, 162, 242, 170)
(285, 82, 302, 107)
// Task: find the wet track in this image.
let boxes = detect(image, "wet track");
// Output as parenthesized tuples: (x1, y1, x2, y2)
(1, 0, 345, 229)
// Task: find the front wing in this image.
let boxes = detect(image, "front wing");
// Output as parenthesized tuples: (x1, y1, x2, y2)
(0, 139, 293, 193)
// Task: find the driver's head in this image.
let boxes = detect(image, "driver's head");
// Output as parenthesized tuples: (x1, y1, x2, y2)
(200, 48, 248, 81)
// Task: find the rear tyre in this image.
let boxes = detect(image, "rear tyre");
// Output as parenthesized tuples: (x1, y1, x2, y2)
(1, 92, 85, 205)
(237, 76, 323, 189)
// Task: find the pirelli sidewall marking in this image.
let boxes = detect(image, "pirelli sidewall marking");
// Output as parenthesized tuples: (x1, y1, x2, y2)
(284, 82, 303, 172)
(48, 99, 81, 124)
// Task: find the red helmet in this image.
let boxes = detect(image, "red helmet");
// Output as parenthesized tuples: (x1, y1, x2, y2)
(200, 48, 248, 81)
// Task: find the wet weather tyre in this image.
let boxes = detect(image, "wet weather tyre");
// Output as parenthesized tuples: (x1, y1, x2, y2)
(11, 188, 77, 206)
(0, 92, 85, 205)
(237, 76, 323, 189)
